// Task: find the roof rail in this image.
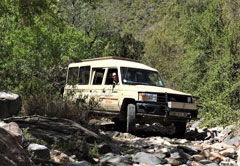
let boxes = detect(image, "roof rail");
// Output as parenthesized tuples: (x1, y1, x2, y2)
(81, 56, 139, 63)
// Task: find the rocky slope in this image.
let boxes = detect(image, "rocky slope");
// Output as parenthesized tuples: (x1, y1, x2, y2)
(2, 116, 240, 166)
(98, 123, 240, 166)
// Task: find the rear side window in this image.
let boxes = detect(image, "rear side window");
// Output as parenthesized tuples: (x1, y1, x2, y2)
(93, 69, 105, 85)
(67, 67, 79, 85)
(78, 66, 90, 85)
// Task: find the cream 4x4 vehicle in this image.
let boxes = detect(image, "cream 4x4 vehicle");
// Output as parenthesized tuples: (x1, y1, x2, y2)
(64, 57, 198, 136)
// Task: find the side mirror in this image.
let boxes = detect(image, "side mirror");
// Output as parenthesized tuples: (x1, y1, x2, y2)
(113, 83, 116, 89)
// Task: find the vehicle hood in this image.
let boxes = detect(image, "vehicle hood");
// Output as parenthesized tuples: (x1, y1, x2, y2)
(122, 85, 191, 96)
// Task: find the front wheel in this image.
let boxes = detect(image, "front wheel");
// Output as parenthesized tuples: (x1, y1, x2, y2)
(173, 122, 187, 138)
(126, 104, 136, 133)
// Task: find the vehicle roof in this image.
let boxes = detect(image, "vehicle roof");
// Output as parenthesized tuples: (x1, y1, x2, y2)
(68, 56, 157, 71)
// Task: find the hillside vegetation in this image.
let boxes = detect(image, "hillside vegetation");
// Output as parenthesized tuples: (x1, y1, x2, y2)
(1, 0, 240, 127)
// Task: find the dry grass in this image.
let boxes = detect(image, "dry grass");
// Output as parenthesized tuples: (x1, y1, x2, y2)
(22, 95, 90, 124)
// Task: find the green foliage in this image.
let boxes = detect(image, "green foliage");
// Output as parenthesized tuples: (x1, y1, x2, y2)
(22, 127, 47, 145)
(22, 127, 32, 141)
(59, 0, 144, 60)
(3, 0, 240, 127)
(102, 33, 144, 60)
(97, 0, 165, 40)
(143, 0, 240, 127)
(142, 29, 183, 87)
(0, 19, 90, 96)
(52, 132, 90, 161)
(0, 0, 144, 99)
(88, 141, 99, 158)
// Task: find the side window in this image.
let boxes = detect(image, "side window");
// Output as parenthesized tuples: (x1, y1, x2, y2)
(67, 67, 79, 85)
(105, 69, 118, 85)
(93, 69, 105, 85)
(78, 66, 90, 85)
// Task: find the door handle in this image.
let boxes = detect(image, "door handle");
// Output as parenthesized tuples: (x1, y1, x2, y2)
(102, 88, 106, 93)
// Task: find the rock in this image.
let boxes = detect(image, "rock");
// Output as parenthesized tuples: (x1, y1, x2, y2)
(100, 154, 131, 166)
(132, 152, 164, 166)
(224, 135, 240, 146)
(51, 150, 75, 163)
(0, 121, 24, 144)
(185, 127, 208, 140)
(177, 146, 200, 155)
(201, 149, 211, 158)
(190, 118, 204, 128)
(211, 142, 234, 149)
(237, 149, 240, 166)
(188, 161, 204, 166)
(221, 125, 234, 135)
(27, 143, 50, 160)
(167, 158, 182, 165)
(198, 160, 214, 165)
(208, 152, 226, 161)
(159, 147, 169, 154)
(219, 160, 237, 166)
(219, 125, 235, 142)
(219, 148, 236, 158)
(170, 151, 182, 158)
(65, 161, 90, 166)
(179, 151, 193, 160)
(107, 155, 131, 165)
(205, 163, 218, 166)
(192, 154, 205, 161)
(155, 152, 166, 159)
(107, 142, 121, 154)
(98, 142, 113, 154)
(100, 153, 115, 163)
(0, 127, 32, 166)
(0, 90, 22, 119)
(4, 115, 101, 145)
(209, 126, 224, 133)
(178, 139, 188, 144)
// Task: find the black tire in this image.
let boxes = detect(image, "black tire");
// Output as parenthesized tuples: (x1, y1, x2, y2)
(173, 122, 187, 138)
(126, 104, 136, 133)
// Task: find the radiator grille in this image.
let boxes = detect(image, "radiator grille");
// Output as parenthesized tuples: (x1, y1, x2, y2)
(157, 93, 191, 103)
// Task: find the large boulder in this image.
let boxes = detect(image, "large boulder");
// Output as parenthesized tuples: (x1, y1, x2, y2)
(0, 127, 32, 166)
(27, 143, 50, 161)
(0, 121, 24, 144)
(0, 90, 22, 119)
(4, 115, 101, 144)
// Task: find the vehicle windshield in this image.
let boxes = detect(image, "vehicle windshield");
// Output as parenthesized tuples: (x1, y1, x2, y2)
(120, 67, 164, 87)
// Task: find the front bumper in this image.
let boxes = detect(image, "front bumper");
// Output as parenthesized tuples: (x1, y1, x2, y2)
(136, 101, 198, 122)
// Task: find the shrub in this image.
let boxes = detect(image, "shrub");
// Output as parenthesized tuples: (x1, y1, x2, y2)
(22, 94, 92, 124)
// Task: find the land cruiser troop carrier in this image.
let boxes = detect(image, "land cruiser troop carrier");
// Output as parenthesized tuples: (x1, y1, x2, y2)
(64, 57, 198, 136)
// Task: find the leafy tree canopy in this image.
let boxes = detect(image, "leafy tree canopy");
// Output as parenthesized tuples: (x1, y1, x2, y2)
(0, 0, 144, 97)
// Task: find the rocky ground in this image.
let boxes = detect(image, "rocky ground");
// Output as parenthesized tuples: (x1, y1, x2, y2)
(97, 121, 240, 166)
(1, 116, 240, 166)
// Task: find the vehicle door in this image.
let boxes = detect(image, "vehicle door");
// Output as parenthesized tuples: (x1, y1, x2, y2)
(101, 68, 120, 111)
(89, 68, 106, 110)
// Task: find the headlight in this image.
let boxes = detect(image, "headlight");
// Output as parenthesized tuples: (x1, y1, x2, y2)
(139, 93, 157, 102)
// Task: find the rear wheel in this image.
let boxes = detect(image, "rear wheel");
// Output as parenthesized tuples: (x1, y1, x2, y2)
(173, 122, 187, 138)
(126, 104, 136, 133)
